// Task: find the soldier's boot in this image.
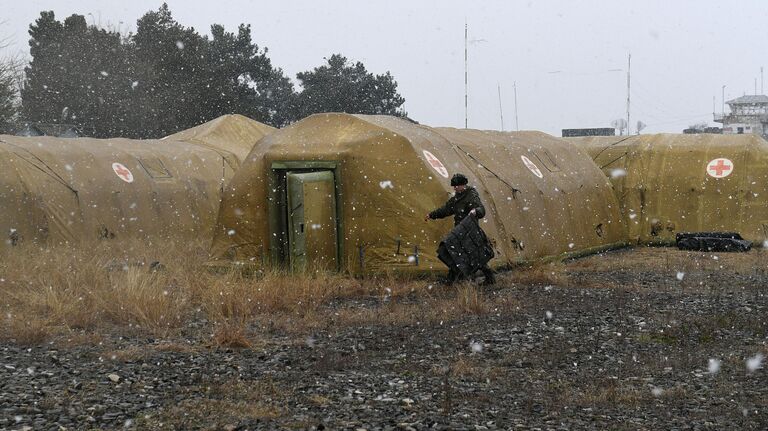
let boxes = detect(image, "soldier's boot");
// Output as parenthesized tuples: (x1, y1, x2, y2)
(480, 265, 496, 286)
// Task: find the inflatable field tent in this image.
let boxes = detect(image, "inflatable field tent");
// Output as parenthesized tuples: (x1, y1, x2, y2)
(210, 113, 627, 274)
(568, 133, 768, 245)
(164, 114, 276, 164)
(0, 115, 274, 249)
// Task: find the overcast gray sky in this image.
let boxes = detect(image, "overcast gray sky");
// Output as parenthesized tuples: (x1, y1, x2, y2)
(2, 0, 766, 135)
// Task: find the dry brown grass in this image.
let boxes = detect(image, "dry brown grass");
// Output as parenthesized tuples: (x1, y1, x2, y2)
(138, 378, 287, 428)
(563, 380, 688, 408)
(0, 241, 496, 345)
(508, 261, 570, 287)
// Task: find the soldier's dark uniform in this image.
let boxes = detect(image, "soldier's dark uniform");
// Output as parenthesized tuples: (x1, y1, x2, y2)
(427, 174, 496, 285)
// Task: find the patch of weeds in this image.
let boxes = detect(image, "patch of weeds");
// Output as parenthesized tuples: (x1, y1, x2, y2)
(638, 332, 678, 345)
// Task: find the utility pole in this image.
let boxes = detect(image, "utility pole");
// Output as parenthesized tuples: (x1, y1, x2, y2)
(626, 53, 631, 135)
(514, 81, 519, 131)
(497, 83, 504, 131)
(464, 21, 468, 129)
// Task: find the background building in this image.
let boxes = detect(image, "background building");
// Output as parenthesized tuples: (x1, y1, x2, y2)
(714, 95, 768, 137)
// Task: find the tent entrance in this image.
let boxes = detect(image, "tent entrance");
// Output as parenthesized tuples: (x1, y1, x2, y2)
(269, 162, 340, 271)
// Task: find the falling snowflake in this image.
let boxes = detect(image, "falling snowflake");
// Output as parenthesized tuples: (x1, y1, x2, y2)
(100, 70, 109, 77)
(470, 341, 483, 353)
(746, 353, 764, 372)
(708, 358, 721, 374)
(610, 168, 627, 179)
(305, 336, 316, 348)
(651, 387, 664, 396)
(176, 40, 185, 50)
(379, 180, 394, 189)
(545, 311, 553, 319)
(676, 272, 685, 281)
(131, 81, 139, 89)
(227, 229, 236, 236)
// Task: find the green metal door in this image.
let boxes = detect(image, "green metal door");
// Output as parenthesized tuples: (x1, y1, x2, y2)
(286, 171, 338, 271)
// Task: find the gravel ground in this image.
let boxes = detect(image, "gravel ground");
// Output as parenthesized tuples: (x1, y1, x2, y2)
(2, 247, 768, 430)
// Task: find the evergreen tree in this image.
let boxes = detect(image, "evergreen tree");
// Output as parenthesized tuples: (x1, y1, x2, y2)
(19, 6, 408, 137)
(294, 54, 406, 119)
(21, 12, 132, 137)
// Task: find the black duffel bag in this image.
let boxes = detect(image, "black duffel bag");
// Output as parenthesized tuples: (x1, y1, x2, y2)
(676, 232, 751, 252)
(437, 214, 495, 279)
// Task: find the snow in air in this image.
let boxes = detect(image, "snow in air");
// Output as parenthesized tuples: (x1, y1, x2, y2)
(708, 358, 721, 374)
(746, 353, 763, 372)
(176, 40, 185, 50)
(676, 272, 685, 281)
(100, 71, 109, 77)
(379, 180, 393, 189)
(610, 168, 627, 179)
(651, 387, 664, 396)
(227, 229, 236, 236)
(470, 340, 483, 353)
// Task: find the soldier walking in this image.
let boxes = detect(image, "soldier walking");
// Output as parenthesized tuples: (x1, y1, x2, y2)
(424, 173, 496, 285)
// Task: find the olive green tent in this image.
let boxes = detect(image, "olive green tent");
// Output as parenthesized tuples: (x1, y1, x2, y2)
(164, 114, 276, 164)
(0, 115, 274, 249)
(210, 113, 626, 274)
(569, 133, 768, 245)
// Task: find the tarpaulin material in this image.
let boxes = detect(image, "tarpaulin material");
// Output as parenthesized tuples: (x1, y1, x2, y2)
(0, 115, 274, 249)
(569, 134, 768, 245)
(210, 113, 627, 274)
(437, 215, 494, 278)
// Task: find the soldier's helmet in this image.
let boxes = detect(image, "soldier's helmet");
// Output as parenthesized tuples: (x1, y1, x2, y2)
(450, 173, 468, 186)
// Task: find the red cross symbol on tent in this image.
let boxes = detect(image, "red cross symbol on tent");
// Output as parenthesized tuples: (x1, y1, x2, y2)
(112, 162, 134, 183)
(422, 150, 449, 178)
(706, 158, 733, 178)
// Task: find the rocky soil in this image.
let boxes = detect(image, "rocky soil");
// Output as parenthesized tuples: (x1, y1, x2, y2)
(2, 247, 768, 430)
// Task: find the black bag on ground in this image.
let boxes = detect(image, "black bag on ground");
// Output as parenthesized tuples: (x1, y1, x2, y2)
(437, 215, 495, 278)
(675, 232, 752, 252)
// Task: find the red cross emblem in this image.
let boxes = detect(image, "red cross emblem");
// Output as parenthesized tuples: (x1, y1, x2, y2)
(706, 158, 733, 178)
(521, 155, 543, 178)
(112, 162, 134, 183)
(422, 150, 449, 178)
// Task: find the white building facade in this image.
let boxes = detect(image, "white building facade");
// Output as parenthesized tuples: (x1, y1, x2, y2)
(714, 95, 768, 137)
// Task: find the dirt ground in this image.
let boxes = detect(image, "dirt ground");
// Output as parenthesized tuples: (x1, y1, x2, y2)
(2, 246, 768, 430)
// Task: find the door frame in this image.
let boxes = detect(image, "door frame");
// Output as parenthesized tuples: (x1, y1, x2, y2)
(268, 161, 343, 270)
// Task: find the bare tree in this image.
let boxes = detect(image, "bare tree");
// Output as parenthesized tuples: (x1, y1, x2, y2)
(0, 23, 23, 132)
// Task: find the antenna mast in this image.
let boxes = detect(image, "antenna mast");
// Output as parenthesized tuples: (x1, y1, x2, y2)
(498, 83, 504, 131)
(464, 21, 468, 129)
(626, 53, 631, 135)
(514, 81, 519, 131)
